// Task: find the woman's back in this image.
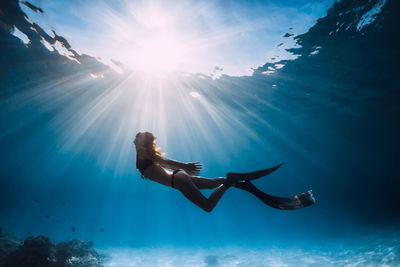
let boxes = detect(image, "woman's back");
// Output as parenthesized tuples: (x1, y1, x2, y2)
(136, 146, 156, 179)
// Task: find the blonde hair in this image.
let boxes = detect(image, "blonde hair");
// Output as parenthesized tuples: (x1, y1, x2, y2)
(134, 132, 163, 158)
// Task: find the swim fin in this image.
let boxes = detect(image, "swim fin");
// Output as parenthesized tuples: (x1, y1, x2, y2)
(234, 180, 315, 210)
(227, 162, 284, 181)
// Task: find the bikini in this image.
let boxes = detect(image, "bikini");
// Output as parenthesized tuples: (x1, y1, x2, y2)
(171, 169, 182, 188)
(136, 157, 182, 188)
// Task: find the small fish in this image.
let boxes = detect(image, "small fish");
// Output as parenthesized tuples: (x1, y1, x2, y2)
(36, 200, 40, 204)
(99, 228, 105, 232)
(72, 227, 76, 232)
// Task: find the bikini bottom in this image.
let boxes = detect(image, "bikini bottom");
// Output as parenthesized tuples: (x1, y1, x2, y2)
(171, 169, 184, 188)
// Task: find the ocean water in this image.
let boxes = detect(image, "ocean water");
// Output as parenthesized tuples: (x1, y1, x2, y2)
(1, 0, 399, 266)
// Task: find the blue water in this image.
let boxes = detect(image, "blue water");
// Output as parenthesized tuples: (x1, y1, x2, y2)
(1, 0, 400, 266)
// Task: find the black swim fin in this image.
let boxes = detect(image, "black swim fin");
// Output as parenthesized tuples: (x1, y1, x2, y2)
(227, 162, 284, 181)
(234, 180, 315, 210)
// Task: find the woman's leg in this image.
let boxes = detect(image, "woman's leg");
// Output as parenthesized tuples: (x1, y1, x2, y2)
(190, 176, 226, 189)
(173, 171, 228, 212)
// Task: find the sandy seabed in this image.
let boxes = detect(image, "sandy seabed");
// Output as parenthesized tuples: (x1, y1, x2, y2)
(101, 240, 400, 267)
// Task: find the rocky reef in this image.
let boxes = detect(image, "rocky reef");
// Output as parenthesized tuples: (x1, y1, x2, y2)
(0, 229, 104, 267)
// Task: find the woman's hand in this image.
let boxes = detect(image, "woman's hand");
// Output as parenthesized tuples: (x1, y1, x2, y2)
(185, 162, 202, 175)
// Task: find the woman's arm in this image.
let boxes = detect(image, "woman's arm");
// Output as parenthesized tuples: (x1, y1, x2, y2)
(155, 156, 202, 175)
(157, 157, 187, 170)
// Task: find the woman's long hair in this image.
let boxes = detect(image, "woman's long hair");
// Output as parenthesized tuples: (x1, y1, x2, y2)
(134, 132, 163, 158)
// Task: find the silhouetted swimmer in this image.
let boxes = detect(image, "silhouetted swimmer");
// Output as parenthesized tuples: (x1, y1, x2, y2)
(134, 132, 315, 212)
(71, 227, 75, 232)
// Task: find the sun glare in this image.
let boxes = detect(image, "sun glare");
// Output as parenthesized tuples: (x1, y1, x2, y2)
(135, 32, 189, 73)
(109, 3, 196, 74)
(96, 0, 322, 77)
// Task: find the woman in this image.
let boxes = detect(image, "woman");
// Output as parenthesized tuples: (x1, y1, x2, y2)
(134, 131, 315, 212)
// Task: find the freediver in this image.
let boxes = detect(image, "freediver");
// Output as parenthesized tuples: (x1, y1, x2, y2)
(134, 131, 315, 212)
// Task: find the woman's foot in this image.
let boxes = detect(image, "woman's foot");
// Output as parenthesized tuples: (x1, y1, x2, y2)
(223, 172, 243, 188)
(232, 180, 251, 190)
(226, 163, 284, 181)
